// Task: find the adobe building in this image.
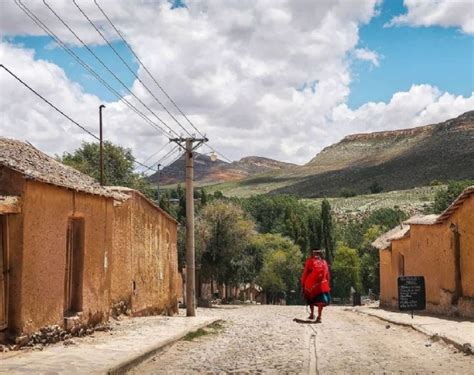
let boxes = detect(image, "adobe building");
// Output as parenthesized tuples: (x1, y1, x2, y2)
(0, 138, 179, 342)
(110, 187, 179, 316)
(374, 186, 474, 318)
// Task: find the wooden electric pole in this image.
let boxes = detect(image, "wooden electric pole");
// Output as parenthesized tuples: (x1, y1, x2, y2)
(170, 137, 207, 317)
(99, 104, 106, 185)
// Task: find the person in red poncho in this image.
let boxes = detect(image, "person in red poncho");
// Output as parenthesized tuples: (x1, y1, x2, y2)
(301, 248, 331, 322)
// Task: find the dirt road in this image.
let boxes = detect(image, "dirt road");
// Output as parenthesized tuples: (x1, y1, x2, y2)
(132, 305, 473, 374)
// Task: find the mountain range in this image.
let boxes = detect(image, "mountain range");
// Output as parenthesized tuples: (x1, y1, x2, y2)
(149, 154, 296, 186)
(150, 111, 474, 197)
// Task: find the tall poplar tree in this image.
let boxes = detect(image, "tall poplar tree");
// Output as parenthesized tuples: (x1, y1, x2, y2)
(320, 199, 335, 264)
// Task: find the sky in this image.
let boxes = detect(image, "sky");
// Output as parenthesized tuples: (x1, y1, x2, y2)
(0, 0, 473, 167)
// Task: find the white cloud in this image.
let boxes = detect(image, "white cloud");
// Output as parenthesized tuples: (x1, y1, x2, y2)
(0, 1, 472, 168)
(386, 0, 474, 35)
(353, 48, 380, 67)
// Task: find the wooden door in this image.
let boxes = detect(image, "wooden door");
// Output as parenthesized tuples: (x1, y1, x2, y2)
(0, 216, 7, 329)
(65, 219, 84, 313)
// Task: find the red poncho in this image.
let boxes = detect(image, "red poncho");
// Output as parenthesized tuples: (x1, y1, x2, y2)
(301, 256, 331, 300)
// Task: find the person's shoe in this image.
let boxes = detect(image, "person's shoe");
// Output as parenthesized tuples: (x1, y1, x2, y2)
(315, 316, 322, 323)
(308, 314, 315, 320)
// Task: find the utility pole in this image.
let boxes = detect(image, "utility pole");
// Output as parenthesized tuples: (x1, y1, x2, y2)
(170, 137, 207, 317)
(156, 163, 162, 200)
(99, 104, 106, 185)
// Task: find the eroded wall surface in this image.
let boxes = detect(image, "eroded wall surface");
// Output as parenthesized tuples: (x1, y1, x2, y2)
(19, 181, 112, 335)
(130, 193, 178, 316)
(407, 224, 453, 309)
(379, 248, 394, 308)
(110, 200, 132, 309)
(379, 195, 473, 317)
(0, 168, 25, 335)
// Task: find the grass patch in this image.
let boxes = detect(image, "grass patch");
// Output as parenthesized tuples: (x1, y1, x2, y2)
(183, 328, 209, 341)
(183, 320, 225, 341)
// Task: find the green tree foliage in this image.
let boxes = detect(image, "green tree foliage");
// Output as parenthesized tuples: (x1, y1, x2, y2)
(200, 188, 208, 206)
(60, 141, 155, 198)
(197, 201, 255, 286)
(340, 188, 357, 198)
(431, 180, 474, 213)
(340, 208, 407, 251)
(359, 225, 384, 295)
(321, 199, 335, 264)
(158, 191, 175, 217)
(241, 195, 322, 254)
(255, 234, 303, 303)
(331, 243, 361, 299)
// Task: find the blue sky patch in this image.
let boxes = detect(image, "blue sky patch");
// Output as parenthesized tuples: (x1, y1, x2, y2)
(9, 35, 138, 103)
(348, 0, 474, 108)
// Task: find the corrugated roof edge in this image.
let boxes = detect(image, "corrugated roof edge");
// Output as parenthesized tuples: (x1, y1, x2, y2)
(109, 186, 178, 225)
(435, 185, 474, 224)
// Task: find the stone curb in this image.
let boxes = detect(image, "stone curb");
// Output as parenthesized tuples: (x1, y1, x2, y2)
(106, 317, 221, 374)
(347, 308, 472, 355)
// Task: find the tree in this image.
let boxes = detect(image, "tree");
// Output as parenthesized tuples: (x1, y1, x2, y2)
(360, 225, 384, 295)
(340, 188, 357, 198)
(431, 180, 474, 213)
(331, 243, 361, 299)
(256, 234, 303, 303)
(197, 201, 255, 287)
(321, 199, 335, 264)
(200, 188, 208, 206)
(60, 141, 155, 198)
(158, 191, 174, 216)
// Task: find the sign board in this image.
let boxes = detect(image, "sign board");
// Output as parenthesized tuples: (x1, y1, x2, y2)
(398, 276, 426, 311)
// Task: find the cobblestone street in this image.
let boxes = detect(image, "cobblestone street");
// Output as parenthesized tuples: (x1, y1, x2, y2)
(133, 305, 473, 374)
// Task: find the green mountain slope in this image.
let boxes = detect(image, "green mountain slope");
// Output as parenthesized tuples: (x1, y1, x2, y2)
(208, 111, 474, 197)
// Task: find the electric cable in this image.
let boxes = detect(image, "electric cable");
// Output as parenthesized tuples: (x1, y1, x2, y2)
(15, 0, 171, 138)
(73, 0, 192, 138)
(42, 0, 181, 139)
(1, 64, 99, 142)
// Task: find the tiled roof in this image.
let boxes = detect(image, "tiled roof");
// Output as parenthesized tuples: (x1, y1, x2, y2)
(0, 137, 126, 200)
(404, 214, 439, 225)
(371, 224, 410, 250)
(435, 186, 474, 224)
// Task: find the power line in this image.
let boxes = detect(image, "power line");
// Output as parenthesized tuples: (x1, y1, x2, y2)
(72, 0, 192, 138)
(15, 0, 171, 139)
(163, 150, 184, 168)
(156, 144, 181, 165)
(1, 63, 157, 173)
(93, 1, 233, 162)
(141, 142, 175, 165)
(135, 143, 180, 174)
(94, 0, 203, 138)
(0, 64, 99, 141)
(42, 0, 181, 139)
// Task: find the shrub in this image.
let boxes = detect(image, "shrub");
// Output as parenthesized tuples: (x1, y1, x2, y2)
(340, 188, 357, 198)
(431, 180, 474, 214)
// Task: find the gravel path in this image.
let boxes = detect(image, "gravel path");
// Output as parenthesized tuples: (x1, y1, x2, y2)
(132, 305, 473, 374)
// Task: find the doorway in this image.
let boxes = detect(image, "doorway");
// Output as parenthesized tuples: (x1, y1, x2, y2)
(65, 218, 84, 314)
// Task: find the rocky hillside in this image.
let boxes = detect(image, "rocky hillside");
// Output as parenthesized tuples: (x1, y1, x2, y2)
(149, 153, 296, 185)
(206, 111, 474, 197)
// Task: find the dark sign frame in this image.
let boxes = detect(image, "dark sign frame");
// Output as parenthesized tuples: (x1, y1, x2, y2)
(398, 276, 426, 312)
